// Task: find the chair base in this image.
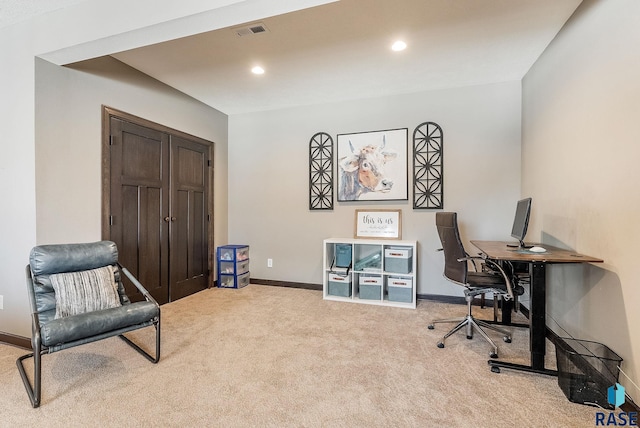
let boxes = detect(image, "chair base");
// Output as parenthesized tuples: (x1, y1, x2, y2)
(16, 325, 160, 408)
(428, 295, 512, 358)
(16, 352, 41, 408)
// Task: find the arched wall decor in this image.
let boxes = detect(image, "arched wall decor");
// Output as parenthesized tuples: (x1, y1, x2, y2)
(412, 122, 443, 209)
(309, 132, 334, 210)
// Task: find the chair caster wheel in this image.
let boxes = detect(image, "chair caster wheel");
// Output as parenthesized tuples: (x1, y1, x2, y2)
(466, 335, 473, 340)
(437, 342, 444, 348)
(428, 325, 434, 330)
(504, 337, 511, 343)
(490, 352, 498, 359)
(491, 366, 501, 373)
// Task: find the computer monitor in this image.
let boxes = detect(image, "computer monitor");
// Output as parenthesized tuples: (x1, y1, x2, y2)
(509, 197, 532, 249)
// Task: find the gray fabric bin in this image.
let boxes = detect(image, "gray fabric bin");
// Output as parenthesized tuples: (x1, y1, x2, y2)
(387, 277, 413, 303)
(328, 273, 352, 297)
(328, 282, 351, 297)
(384, 248, 413, 274)
(388, 285, 412, 303)
(359, 284, 382, 300)
(359, 275, 382, 300)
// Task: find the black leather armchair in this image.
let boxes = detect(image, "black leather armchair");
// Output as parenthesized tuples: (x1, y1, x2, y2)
(17, 241, 160, 407)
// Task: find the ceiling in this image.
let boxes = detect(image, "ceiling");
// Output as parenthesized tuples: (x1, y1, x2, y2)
(5, 0, 583, 115)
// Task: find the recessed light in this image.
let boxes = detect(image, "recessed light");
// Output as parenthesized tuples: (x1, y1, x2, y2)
(391, 41, 407, 52)
(251, 66, 265, 75)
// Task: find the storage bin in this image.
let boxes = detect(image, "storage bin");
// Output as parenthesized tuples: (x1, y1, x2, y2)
(219, 259, 249, 275)
(237, 271, 250, 288)
(328, 273, 352, 297)
(219, 271, 250, 288)
(217, 245, 250, 289)
(384, 247, 413, 274)
(387, 277, 413, 303)
(335, 244, 352, 268)
(219, 275, 234, 288)
(359, 275, 382, 300)
(219, 245, 249, 261)
(555, 338, 622, 409)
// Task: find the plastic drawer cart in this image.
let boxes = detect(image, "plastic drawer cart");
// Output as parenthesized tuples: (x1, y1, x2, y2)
(217, 245, 250, 288)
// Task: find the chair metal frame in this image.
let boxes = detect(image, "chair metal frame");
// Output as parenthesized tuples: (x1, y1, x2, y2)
(17, 257, 160, 408)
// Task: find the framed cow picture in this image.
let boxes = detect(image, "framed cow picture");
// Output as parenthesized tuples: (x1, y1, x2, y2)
(336, 128, 408, 202)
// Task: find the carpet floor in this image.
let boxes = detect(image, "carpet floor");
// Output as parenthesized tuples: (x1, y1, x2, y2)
(0, 284, 605, 427)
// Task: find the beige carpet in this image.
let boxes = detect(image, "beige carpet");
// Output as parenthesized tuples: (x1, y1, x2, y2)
(1, 285, 603, 427)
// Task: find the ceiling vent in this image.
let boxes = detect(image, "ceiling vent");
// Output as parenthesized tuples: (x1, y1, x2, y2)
(234, 23, 269, 37)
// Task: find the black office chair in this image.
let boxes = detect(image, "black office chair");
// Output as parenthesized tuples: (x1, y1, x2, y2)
(428, 212, 523, 358)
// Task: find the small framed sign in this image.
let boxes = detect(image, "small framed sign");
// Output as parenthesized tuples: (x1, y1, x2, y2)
(354, 209, 402, 240)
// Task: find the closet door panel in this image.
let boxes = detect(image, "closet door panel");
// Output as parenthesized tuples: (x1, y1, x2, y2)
(169, 136, 209, 301)
(108, 117, 170, 304)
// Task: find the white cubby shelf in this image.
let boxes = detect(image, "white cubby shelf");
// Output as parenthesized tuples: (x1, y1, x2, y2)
(323, 238, 417, 309)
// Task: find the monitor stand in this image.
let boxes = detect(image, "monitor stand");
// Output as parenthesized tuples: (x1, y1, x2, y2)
(506, 240, 533, 249)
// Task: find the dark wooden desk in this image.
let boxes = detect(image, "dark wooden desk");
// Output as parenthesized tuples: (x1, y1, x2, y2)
(470, 240, 603, 376)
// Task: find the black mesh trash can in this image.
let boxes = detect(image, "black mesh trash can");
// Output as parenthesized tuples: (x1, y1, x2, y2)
(555, 338, 622, 409)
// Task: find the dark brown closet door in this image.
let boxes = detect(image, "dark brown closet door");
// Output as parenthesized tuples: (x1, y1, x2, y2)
(105, 109, 213, 304)
(169, 135, 210, 300)
(109, 117, 170, 304)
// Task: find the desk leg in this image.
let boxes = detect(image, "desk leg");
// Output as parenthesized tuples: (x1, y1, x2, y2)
(530, 262, 547, 370)
(488, 262, 557, 376)
(501, 294, 512, 325)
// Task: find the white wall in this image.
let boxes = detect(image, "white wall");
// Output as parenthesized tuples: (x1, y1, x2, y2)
(523, 0, 640, 401)
(35, 56, 228, 247)
(0, 24, 37, 335)
(0, 0, 326, 337)
(24, 57, 228, 337)
(228, 81, 522, 295)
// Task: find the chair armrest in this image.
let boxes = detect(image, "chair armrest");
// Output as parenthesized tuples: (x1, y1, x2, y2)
(117, 263, 159, 308)
(456, 255, 484, 262)
(482, 258, 517, 301)
(456, 255, 484, 272)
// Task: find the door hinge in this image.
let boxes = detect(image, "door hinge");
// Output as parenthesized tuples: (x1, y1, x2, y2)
(109, 215, 114, 226)
(207, 159, 212, 167)
(109, 135, 115, 146)
(207, 214, 211, 222)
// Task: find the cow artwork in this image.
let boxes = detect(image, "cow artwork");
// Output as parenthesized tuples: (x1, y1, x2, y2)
(338, 135, 398, 201)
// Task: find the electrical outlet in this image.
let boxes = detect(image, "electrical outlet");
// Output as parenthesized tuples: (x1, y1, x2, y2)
(267, 258, 273, 268)
(0, 295, 3, 310)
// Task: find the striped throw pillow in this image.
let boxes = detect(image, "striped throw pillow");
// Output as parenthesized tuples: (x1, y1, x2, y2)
(50, 265, 121, 319)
